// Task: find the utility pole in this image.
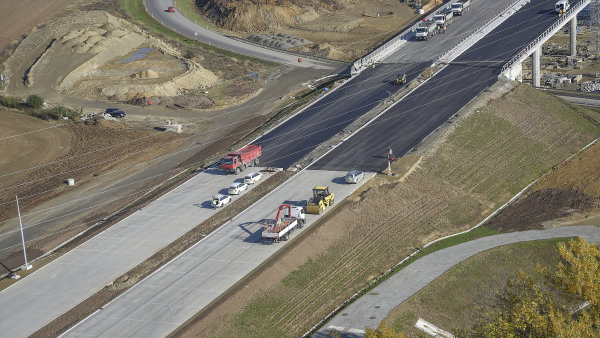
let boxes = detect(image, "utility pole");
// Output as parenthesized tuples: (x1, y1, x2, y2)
(16, 196, 32, 271)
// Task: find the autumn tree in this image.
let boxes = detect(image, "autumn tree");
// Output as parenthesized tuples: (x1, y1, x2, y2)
(365, 322, 405, 338)
(474, 237, 600, 337)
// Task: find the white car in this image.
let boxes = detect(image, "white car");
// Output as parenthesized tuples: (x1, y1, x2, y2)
(211, 194, 231, 208)
(345, 170, 364, 184)
(228, 182, 248, 195)
(243, 172, 262, 184)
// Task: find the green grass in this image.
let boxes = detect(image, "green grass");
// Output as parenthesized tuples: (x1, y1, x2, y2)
(382, 238, 570, 336)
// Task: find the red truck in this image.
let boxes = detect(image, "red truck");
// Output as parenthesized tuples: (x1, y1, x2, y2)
(220, 144, 261, 174)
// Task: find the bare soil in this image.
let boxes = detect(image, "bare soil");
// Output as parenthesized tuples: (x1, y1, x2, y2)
(194, 0, 437, 61)
(487, 141, 600, 233)
(0, 0, 73, 53)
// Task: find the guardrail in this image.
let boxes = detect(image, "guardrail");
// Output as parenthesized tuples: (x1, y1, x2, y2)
(501, 0, 591, 74)
(352, 2, 454, 73)
(437, 0, 527, 63)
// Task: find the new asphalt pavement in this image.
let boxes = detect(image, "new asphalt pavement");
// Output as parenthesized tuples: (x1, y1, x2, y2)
(311, 0, 565, 171)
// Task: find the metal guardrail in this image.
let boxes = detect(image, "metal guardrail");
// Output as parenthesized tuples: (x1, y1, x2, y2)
(353, 2, 454, 72)
(437, 0, 526, 62)
(501, 0, 591, 74)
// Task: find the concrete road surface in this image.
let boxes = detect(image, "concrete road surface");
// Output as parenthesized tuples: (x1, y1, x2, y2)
(315, 226, 600, 337)
(0, 167, 265, 337)
(146, 0, 336, 69)
(62, 170, 375, 337)
(312, 0, 564, 171)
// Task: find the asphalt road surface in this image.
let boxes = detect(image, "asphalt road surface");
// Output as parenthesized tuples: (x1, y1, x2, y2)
(315, 225, 600, 337)
(146, 0, 336, 69)
(311, 0, 563, 171)
(254, 0, 520, 169)
(61, 170, 375, 338)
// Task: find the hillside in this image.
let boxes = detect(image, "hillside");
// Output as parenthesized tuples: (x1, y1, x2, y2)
(193, 0, 424, 60)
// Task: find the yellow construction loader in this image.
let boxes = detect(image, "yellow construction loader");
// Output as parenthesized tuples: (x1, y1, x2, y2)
(306, 186, 334, 214)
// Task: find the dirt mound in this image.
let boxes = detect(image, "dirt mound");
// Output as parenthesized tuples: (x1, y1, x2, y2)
(487, 189, 596, 232)
(4, 10, 219, 102)
(130, 69, 159, 79)
(196, 0, 418, 61)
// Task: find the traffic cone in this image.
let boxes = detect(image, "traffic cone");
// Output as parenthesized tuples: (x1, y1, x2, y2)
(387, 160, 392, 176)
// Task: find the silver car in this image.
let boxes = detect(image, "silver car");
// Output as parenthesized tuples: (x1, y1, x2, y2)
(344, 170, 364, 184)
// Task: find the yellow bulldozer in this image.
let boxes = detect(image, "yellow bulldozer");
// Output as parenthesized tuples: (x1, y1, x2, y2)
(394, 73, 407, 86)
(306, 186, 334, 214)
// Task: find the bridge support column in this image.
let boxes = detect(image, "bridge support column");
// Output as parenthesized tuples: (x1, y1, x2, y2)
(532, 47, 540, 87)
(570, 17, 577, 57)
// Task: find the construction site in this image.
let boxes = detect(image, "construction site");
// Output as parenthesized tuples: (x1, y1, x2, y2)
(0, 0, 599, 337)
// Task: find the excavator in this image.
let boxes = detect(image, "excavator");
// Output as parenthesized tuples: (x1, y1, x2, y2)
(394, 73, 407, 85)
(306, 186, 334, 214)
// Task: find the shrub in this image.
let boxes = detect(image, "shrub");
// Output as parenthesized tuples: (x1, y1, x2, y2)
(27, 95, 44, 109)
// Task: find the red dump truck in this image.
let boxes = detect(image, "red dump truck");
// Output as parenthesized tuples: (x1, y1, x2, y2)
(220, 144, 261, 174)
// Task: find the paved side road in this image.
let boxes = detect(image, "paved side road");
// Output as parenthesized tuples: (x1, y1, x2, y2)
(315, 225, 600, 337)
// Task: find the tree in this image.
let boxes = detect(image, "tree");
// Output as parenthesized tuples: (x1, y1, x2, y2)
(365, 322, 405, 338)
(474, 238, 600, 337)
(27, 94, 44, 109)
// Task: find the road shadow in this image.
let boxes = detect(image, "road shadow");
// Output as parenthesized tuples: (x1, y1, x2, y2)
(218, 188, 229, 195)
(203, 167, 228, 176)
(282, 200, 306, 207)
(236, 219, 270, 243)
(195, 201, 218, 209)
(331, 176, 346, 185)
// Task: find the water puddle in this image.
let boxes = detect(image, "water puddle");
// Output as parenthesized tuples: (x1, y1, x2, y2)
(120, 47, 154, 63)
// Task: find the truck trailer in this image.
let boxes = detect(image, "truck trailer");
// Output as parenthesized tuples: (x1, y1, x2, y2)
(433, 8, 454, 26)
(415, 21, 437, 41)
(262, 204, 305, 242)
(451, 0, 470, 16)
(220, 144, 261, 174)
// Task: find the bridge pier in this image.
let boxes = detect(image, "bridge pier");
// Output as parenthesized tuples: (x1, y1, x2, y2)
(532, 46, 540, 87)
(570, 17, 577, 57)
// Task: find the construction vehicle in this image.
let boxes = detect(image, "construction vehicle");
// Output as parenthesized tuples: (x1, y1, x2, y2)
(394, 73, 407, 85)
(451, 0, 470, 16)
(433, 8, 454, 26)
(262, 204, 305, 242)
(415, 21, 437, 41)
(306, 186, 334, 214)
(220, 144, 261, 174)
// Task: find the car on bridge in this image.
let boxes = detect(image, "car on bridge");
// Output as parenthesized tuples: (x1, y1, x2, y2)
(167, 6, 175, 12)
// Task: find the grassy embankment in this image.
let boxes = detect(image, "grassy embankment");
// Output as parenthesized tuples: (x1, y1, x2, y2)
(383, 238, 569, 336)
(185, 84, 600, 337)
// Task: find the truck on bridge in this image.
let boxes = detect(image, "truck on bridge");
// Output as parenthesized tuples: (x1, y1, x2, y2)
(451, 0, 470, 16)
(555, 0, 570, 14)
(415, 21, 437, 41)
(434, 8, 454, 26)
(262, 204, 306, 242)
(220, 144, 261, 174)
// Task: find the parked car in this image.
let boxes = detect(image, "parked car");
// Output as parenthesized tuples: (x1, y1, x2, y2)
(168, 6, 175, 12)
(344, 170, 364, 184)
(211, 194, 231, 208)
(105, 108, 126, 118)
(243, 172, 262, 184)
(228, 182, 248, 195)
